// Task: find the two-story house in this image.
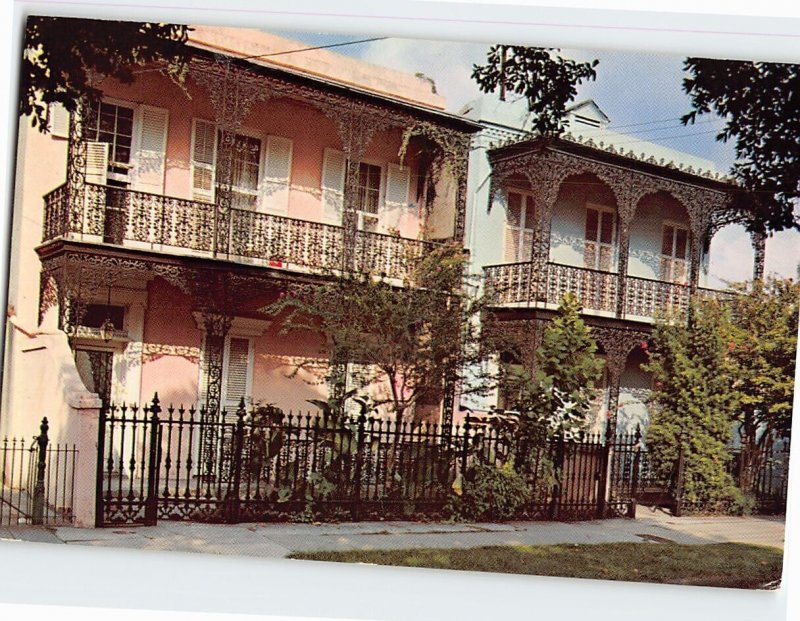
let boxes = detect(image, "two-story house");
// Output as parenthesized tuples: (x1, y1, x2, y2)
(461, 97, 762, 438)
(4, 25, 478, 436)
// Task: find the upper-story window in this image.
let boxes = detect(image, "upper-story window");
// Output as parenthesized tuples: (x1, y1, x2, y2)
(322, 151, 411, 233)
(86, 101, 135, 184)
(356, 162, 382, 232)
(661, 223, 689, 284)
(191, 119, 292, 214)
(504, 190, 535, 263)
(84, 100, 169, 195)
(584, 204, 615, 271)
(229, 133, 262, 211)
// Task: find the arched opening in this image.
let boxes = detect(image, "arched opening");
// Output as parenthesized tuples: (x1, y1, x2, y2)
(705, 223, 755, 289)
(628, 191, 691, 284)
(550, 172, 619, 272)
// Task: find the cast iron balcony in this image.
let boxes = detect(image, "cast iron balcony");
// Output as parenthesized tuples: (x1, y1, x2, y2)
(483, 260, 733, 321)
(43, 182, 437, 282)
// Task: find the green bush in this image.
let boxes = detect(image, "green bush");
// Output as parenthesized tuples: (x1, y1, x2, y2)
(449, 462, 530, 522)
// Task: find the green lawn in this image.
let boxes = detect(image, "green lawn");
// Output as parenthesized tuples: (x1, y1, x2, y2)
(290, 542, 783, 589)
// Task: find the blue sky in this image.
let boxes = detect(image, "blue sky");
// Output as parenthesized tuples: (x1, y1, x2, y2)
(278, 29, 797, 284)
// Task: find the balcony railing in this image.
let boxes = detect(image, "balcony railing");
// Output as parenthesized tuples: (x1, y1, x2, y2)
(42, 183, 436, 281)
(484, 261, 731, 321)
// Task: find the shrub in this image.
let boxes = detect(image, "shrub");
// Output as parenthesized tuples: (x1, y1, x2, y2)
(449, 462, 530, 522)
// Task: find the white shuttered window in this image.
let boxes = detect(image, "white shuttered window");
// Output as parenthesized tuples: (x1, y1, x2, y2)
(321, 148, 346, 224)
(133, 105, 169, 194)
(504, 191, 535, 263)
(223, 337, 252, 409)
(661, 223, 690, 284)
(260, 135, 293, 213)
(191, 119, 218, 202)
(85, 142, 109, 185)
(584, 204, 615, 271)
(383, 163, 410, 231)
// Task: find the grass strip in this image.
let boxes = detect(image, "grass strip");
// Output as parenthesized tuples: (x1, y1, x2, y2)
(290, 542, 783, 589)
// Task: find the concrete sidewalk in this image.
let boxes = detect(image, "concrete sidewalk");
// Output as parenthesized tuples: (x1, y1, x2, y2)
(0, 506, 784, 558)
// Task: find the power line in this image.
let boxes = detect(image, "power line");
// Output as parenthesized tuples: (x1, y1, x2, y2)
(236, 37, 388, 62)
(134, 36, 388, 74)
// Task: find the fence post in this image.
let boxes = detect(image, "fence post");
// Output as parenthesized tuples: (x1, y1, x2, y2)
(596, 430, 612, 519)
(672, 433, 686, 518)
(460, 415, 471, 480)
(351, 406, 367, 521)
(629, 425, 642, 518)
(144, 394, 161, 526)
(550, 433, 565, 520)
(95, 404, 108, 527)
(226, 399, 246, 524)
(31, 417, 49, 525)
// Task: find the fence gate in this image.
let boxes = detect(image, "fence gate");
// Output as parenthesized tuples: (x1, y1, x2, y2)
(95, 402, 161, 526)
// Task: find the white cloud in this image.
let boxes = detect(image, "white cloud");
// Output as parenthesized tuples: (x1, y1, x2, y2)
(357, 38, 488, 112)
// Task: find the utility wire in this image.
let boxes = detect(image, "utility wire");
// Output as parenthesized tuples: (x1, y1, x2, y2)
(134, 36, 388, 74)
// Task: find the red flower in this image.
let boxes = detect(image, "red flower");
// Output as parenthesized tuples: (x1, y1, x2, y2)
(727, 340, 736, 352)
(640, 340, 648, 351)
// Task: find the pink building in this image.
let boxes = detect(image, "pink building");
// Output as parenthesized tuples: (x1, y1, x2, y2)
(6, 26, 478, 432)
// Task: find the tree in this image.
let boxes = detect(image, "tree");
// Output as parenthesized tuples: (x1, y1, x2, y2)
(644, 299, 744, 512)
(266, 243, 492, 426)
(471, 46, 598, 137)
(21, 17, 191, 130)
(490, 294, 604, 471)
(682, 59, 800, 233)
(725, 279, 799, 488)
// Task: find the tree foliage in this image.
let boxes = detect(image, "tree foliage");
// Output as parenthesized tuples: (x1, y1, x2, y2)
(645, 300, 743, 511)
(646, 281, 798, 511)
(725, 279, 799, 482)
(266, 243, 491, 425)
(682, 58, 800, 233)
(472, 46, 598, 137)
(21, 17, 191, 130)
(489, 294, 604, 472)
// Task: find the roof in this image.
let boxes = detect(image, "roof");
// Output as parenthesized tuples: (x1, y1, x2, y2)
(189, 26, 445, 109)
(464, 94, 726, 182)
(489, 135, 734, 189)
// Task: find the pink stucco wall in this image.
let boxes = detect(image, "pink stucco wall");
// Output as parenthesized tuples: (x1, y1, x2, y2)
(98, 73, 429, 240)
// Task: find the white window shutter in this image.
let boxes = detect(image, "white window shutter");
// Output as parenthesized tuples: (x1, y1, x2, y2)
(384, 163, 410, 231)
(260, 135, 293, 213)
(133, 106, 168, 194)
(192, 119, 217, 202)
(224, 337, 251, 409)
(321, 148, 346, 224)
(48, 103, 70, 139)
(85, 142, 109, 185)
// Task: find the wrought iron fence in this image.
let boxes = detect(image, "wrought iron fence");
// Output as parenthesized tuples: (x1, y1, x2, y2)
(42, 182, 436, 281)
(96, 396, 644, 527)
(1, 418, 78, 526)
(729, 436, 791, 515)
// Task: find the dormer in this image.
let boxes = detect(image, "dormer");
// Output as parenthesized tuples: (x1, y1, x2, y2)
(565, 100, 611, 131)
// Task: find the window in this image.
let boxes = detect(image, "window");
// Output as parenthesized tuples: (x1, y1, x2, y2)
(504, 191, 535, 262)
(584, 204, 615, 271)
(228, 133, 262, 211)
(355, 162, 382, 232)
(86, 101, 135, 183)
(222, 337, 253, 409)
(660, 223, 690, 284)
(199, 335, 254, 411)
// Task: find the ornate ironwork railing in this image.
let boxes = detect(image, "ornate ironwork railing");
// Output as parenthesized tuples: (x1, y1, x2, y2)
(624, 275, 690, 318)
(42, 183, 436, 281)
(484, 261, 731, 320)
(545, 263, 618, 314)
